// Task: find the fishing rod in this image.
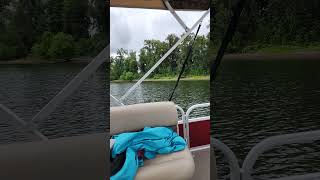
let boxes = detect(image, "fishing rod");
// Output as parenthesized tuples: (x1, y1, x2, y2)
(169, 23, 202, 101)
(210, 0, 247, 82)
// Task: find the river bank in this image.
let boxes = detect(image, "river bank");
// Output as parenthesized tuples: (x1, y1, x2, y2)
(223, 51, 320, 61)
(111, 75, 210, 82)
(0, 57, 93, 65)
(2, 50, 320, 65)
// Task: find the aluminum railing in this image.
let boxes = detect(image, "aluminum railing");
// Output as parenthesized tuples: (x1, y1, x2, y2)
(185, 103, 210, 147)
(176, 103, 210, 148)
(212, 130, 320, 180)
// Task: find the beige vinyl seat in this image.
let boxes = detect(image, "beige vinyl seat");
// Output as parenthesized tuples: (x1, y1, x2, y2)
(0, 133, 108, 180)
(111, 102, 195, 180)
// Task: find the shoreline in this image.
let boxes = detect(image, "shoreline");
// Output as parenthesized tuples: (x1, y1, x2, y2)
(0, 57, 93, 65)
(1, 51, 320, 65)
(111, 76, 209, 83)
(222, 51, 320, 61)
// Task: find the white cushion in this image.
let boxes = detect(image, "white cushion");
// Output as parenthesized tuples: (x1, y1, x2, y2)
(110, 102, 178, 135)
(135, 148, 195, 180)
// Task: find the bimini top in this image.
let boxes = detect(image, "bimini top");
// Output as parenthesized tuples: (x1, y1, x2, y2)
(110, 0, 210, 11)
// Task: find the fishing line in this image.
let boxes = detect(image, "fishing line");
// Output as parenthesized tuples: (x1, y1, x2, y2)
(168, 23, 202, 101)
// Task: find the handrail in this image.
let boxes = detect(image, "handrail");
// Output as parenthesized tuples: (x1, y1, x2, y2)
(211, 137, 241, 180)
(242, 130, 320, 180)
(212, 130, 320, 180)
(185, 103, 210, 147)
(175, 105, 186, 141)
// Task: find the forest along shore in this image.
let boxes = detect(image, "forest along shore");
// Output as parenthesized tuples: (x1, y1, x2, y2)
(111, 50, 320, 82)
(223, 51, 320, 61)
(111, 75, 209, 83)
(0, 1, 107, 63)
(2, 51, 320, 66)
(0, 57, 93, 65)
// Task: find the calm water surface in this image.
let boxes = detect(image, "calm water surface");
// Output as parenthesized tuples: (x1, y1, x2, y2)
(2, 59, 320, 178)
(111, 80, 210, 117)
(0, 63, 108, 145)
(213, 59, 320, 179)
(111, 60, 320, 179)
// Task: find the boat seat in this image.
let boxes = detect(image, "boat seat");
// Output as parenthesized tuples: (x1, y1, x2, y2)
(135, 148, 195, 180)
(110, 102, 178, 135)
(0, 133, 108, 180)
(110, 102, 195, 180)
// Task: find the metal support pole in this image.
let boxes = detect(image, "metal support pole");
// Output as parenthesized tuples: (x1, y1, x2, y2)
(0, 104, 48, 140)
(110, 94, 124, 106)
(120, 9, 209, 102)
(31, 45, 109, 124)
(163, 0, 190, 32)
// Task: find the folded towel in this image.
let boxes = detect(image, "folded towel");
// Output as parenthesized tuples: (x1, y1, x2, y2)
(111, 127, 186, 180)
(110, 139, 116, 149)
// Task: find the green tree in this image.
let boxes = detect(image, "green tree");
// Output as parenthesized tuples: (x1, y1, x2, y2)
(124, 51, 138, 74)
(31, 32, 55, 58)
(63, 0, 89, 39)
(47, 32, 75, 59)
(47, 0, 64, 33)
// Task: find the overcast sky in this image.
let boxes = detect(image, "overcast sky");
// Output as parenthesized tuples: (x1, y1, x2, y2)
(110, 8, 210, 57)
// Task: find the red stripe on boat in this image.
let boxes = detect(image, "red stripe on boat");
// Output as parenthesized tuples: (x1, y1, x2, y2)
(178, 119, 210, 148)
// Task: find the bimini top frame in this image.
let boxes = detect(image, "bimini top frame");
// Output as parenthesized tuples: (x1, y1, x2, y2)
(110, 0, 210, 105)
(110, 0, 210, 11)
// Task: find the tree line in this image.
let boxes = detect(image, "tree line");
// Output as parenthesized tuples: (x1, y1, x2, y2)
(0, 0, 107, 61)
(210, 0, 320, 53)
(111, 33, 210, 81)
(111, 0, 320, 81)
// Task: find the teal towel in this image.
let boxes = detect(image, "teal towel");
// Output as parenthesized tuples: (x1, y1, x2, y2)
(111, 127, 186, 180)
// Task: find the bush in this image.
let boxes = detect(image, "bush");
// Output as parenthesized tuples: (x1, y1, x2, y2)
(47, 32, 75, 59)
(120, 72, 135, 81)
(31, 32, 54, 58)
(31, 32, 74, 59)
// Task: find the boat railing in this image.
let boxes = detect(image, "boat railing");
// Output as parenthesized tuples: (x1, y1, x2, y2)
(176, 103, 209, 148)
(185, 103, 210, 147)
(212, 130, 320, 180)
(176, 105, 188, 143)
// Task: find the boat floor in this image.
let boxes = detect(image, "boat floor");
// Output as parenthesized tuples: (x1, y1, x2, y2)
(191, 146, 210, 180)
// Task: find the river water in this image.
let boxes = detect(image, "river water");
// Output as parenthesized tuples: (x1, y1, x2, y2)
(0, 63, 108, 145)
(111, 80, 210, 109)
(1, 59, 320, 178)
(213, 59, 320, 179)
(112, 59, 320, 179)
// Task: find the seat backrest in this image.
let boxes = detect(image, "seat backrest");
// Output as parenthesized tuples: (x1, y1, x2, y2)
(0, 133, 108, 180)
(110, 101, 178, 135)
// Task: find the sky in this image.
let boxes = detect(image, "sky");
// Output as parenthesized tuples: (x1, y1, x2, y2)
(110, 7, 210, 57)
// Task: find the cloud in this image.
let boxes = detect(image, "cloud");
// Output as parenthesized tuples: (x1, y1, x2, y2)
(110, 8, 210, 57)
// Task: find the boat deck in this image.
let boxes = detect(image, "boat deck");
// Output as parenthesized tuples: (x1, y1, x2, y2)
(191, 146, 210, 180)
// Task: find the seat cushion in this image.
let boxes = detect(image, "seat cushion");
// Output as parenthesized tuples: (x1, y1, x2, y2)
(110, 102, 178, 135)
(135, 148, 195, 180)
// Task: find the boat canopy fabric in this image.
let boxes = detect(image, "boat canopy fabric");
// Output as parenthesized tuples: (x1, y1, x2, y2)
(110, 127, 186, 180)
(110, 0, 210, 11)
